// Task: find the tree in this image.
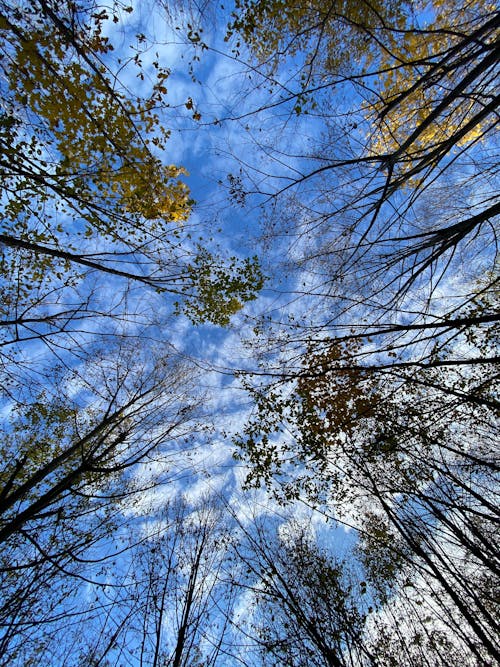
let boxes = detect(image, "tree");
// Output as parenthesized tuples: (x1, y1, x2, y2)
(228, 511, 381, 667)
(0, 0, 497, 663)
(221, 2, 499, 662)
(0, 0, 263, 373)
(0, 340, 207, 664)
(131, 500, 237, 667)
(18, 497, 242, 667)
(225, 0, 498, 339)
(0, 3, 265, 653)
(236, 326, 499, 662)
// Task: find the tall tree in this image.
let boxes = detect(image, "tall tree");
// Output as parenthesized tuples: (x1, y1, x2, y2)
(234, 516, 376, 667)
(223, 1, 499, 663)
(0, 0, 263, 367)
(0, 341, 206, 663)
(0, 2, 263, 651)
(17, 497, 242, 667)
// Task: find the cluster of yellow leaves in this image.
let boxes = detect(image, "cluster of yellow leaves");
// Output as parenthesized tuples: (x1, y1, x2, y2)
(113, 163, 191, 222)
(368, 0, 497, 162)
(229, 0, 496, 171)
(0, 2, 192, 240)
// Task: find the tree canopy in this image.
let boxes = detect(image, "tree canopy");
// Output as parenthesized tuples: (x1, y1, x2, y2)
(0, 0, 498, 664)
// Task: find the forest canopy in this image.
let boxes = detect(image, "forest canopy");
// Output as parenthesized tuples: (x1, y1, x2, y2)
(0, 0, 498, 665)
